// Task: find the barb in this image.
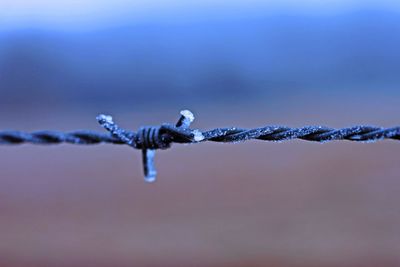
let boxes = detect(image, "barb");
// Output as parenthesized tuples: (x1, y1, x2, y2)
(1, 110, 399, 182)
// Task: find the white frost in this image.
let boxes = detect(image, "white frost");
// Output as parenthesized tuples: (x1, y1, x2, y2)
(100, 114, 114, 123)
(180, 109, 194, 123)
(193, 129, 204, 142)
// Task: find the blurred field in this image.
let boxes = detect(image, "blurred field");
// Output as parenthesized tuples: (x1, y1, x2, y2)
(0, 96, 399, 267)
(1, 2, 400, 265)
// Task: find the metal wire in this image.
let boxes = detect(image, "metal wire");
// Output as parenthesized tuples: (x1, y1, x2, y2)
(1, 110, 399, 182)
(1, 124, 399, 145)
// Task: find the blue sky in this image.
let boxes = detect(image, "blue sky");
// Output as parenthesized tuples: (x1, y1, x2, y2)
(1, 0, 400, 30)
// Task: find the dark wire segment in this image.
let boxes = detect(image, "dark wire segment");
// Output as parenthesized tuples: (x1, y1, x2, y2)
(1, 126, 399, 145)
(1, 110, 399, 182)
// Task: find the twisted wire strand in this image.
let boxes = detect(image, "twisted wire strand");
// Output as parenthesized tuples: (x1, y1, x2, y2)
(2, 110, 399, 182)
(1, 126, 399, 146)
(0, 131, 123, 145)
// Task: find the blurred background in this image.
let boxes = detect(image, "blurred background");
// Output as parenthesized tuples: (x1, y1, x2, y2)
(0, 0, 400, 266)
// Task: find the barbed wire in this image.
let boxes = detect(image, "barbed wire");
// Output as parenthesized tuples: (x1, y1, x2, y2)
(1, 110, 399, 182)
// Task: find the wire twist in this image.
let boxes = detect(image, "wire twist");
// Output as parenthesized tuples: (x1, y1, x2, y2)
(1, 110, 399, 182)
